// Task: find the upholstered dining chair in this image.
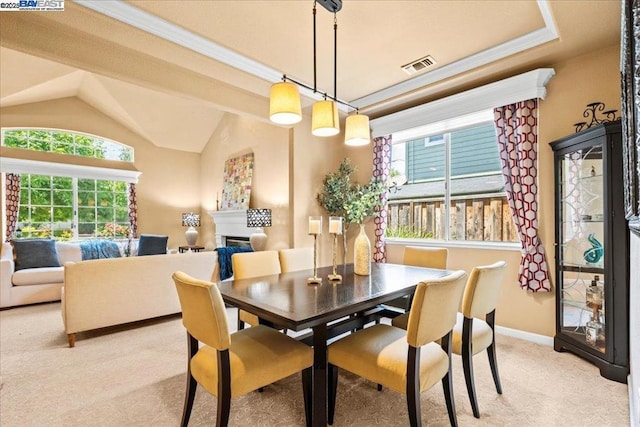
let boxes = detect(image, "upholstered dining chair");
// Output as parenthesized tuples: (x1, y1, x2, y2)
(390, 246, 449, 328)
(278, 247, 314, 273)
(451, 260, 507, 418)
(172, 271, 313, 427)
(327, 270, 467, 427)
(231, 250, 282, 330)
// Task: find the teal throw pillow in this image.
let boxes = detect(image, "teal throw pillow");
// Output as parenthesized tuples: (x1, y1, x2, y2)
(12, 238, 61, 271)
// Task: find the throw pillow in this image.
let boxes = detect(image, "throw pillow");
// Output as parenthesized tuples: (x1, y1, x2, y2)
(137, 234, 168, 256)
(12, 239, 61, 271)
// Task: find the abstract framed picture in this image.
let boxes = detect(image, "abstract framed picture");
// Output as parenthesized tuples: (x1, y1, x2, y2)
(221, 152, 254, 210)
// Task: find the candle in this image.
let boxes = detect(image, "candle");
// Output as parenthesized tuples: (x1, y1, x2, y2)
(309, 216, 322, 234)
(329, 216, 342, 234)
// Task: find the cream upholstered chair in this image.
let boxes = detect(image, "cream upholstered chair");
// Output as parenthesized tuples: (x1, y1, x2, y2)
(452, 260, 507, 418)
(403, 246, 448, 269)
(278, 247, 314, 273)
(327, 270, 467, 427)
(391, 246, 449, 329)
(172, 271, 313, 427)
(231, 250, 282, 330)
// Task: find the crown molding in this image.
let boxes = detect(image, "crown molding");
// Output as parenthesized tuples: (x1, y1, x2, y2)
(0, 157, 141, 183)
(370, 68, 555, 138)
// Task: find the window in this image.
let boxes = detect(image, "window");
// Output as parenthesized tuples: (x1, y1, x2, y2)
(3, 129, 133, 161)
(386, 111, 518, 243)
(2, 129, 136, 241)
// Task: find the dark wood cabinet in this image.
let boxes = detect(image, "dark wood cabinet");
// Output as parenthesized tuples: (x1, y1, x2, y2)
(550, 120, 629, 383)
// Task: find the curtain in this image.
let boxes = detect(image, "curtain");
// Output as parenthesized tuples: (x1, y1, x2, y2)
(128, 183, 138, 238)
(494, 99, 551, 292)
(4, 173, 21, 242)
(372, 135, 392, 263)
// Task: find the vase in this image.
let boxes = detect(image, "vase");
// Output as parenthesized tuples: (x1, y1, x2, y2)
(354, 223, 371, 276)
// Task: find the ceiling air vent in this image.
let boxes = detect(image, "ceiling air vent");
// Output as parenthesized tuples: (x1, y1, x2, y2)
(401, 55, 437, 75)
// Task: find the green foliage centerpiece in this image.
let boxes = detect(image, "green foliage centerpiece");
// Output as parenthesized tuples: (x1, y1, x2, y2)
(317, 158, 386, 273)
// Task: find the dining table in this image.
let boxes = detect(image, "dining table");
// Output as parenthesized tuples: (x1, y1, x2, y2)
(217, 262, 453, 427)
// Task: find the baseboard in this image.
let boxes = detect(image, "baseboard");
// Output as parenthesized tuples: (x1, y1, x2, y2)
(495, 325, 554, 346)
(630, 373, 639, 427)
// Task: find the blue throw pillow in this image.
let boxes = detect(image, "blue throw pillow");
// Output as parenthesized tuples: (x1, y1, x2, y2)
(12, 238, 61, 271)
(137, 234, 168, 256)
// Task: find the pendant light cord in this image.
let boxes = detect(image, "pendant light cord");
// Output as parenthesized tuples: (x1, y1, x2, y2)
(333, 12, 338, 100)
(313, 1, 317, 92)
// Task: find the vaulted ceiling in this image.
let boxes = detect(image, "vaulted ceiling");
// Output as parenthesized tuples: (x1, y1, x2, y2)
(0, 1, 622, 153)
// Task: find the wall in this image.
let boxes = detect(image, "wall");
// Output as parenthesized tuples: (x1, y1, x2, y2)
(0, 97, 201, 249)
(199, 113, 290, 250)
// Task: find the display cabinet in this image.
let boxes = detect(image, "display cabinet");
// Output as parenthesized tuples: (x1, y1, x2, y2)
(550, 120, 629, 383)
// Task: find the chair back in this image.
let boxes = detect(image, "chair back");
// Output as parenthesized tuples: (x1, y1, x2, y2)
(232, 250, 281, 279)
(406, 270, 467, 348)
(172, 271, 230, 351)
(461, 261, 507, 319)
(403, 246, 448, 269)
(279, 247, 314, 273)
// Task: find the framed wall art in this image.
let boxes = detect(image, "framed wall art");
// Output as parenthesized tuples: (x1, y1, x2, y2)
(220, 152, 254, 210)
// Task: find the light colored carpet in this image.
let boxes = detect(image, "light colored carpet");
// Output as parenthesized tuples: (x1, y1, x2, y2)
(0, 302, 629, 426)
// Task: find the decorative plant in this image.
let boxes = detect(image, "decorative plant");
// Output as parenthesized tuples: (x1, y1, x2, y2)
(317, 158, 387, 225)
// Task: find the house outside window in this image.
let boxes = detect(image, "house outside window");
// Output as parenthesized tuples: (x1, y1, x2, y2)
(386, 111, 518, 243)
(2, 129, 135, 241)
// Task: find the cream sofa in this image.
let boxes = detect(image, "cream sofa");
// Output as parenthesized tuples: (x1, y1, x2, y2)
(1, 241, 82, 309)
(62, 251, 218, 347)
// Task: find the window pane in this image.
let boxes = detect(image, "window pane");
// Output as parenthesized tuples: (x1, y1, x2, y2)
(31, 189, 51, 205)
(53, 190, 73, 206)
(78, 223, 96, 237)
(97, 207, 113, 222)
(30, 175, 50, 189)
(78, 179, 95, 191)
(52, 176, 72, 190)
(53, 206, 73, 222)
(78, 207, 96, 222)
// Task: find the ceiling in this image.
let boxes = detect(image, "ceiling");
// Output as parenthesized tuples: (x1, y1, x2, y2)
(0, 1, 622, 153)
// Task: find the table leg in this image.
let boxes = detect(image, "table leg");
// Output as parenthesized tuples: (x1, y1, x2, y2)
(312, 323, 328, 427)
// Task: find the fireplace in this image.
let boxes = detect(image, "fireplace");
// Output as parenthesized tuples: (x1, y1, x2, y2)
(224, 236, 251, 248)
(208, 210, 259, 248)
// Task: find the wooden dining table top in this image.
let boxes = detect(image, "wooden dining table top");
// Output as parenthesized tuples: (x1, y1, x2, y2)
(217, 262, 453, 331)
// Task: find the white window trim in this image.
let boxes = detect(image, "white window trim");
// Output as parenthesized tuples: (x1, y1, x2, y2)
(370, 68, 555, 138)
(0, 157, 141, 183)
(385, 238, 522, 252)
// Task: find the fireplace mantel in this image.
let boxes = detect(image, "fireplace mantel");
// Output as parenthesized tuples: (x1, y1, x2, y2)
(208, 210, 258, 247)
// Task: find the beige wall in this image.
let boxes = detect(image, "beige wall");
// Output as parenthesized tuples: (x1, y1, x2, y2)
(0, 97, 201, 249)
(199, 113, 290, 250)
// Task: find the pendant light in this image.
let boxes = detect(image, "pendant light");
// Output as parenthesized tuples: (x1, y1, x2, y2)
(312, 99, 340, 136)
(269, 80, 302, 125)
(344, 111, 370, 146)
(268, 0, 370, 145)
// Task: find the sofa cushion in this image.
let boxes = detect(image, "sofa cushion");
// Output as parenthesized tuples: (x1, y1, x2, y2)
(12, 266, 64, 286)
(137, 234, 168, 256)
(56, 242, 83, 264)
(12, 239, 61, 271)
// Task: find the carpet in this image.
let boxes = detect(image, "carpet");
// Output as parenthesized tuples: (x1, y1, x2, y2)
(0, 302, 629, 426)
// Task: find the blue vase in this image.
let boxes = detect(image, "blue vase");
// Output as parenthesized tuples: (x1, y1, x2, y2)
(583, 233, 603, 264)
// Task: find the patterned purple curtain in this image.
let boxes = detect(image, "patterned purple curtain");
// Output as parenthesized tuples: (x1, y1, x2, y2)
(494, 99, 551, 292)
(128, 183, 138, 238)
(373, 135, 392, 263)
(4, 173, 21, 242)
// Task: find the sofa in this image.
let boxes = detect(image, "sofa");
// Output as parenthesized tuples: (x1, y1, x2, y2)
(62, 250, 218, 347)
(1, 241, 82, 309)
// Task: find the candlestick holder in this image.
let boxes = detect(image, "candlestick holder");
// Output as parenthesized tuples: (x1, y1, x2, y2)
(328, 216, 342, 282)
(308, 216, 322, 284)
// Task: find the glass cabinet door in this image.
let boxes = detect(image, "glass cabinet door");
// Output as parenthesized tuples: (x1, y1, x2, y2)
(558, 144, 606, 353)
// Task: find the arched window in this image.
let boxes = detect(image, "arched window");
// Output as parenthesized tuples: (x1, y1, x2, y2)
(2, 129, 139, 241)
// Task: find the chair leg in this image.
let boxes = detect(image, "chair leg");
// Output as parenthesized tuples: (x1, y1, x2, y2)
(328, 363, 339, 425)
(486, 310, 502, 394)
(237, 316, 245, 331)
(182, 333, 199, 427)
(67, 333, 76, 348)
(377, 384, 383, 391)
(462, 317, 480, 418)
(406, 346, 422, 427)
(216, 350, 232, 427)
(441, 332, 457, 427)
(302, 367, 312, 427)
